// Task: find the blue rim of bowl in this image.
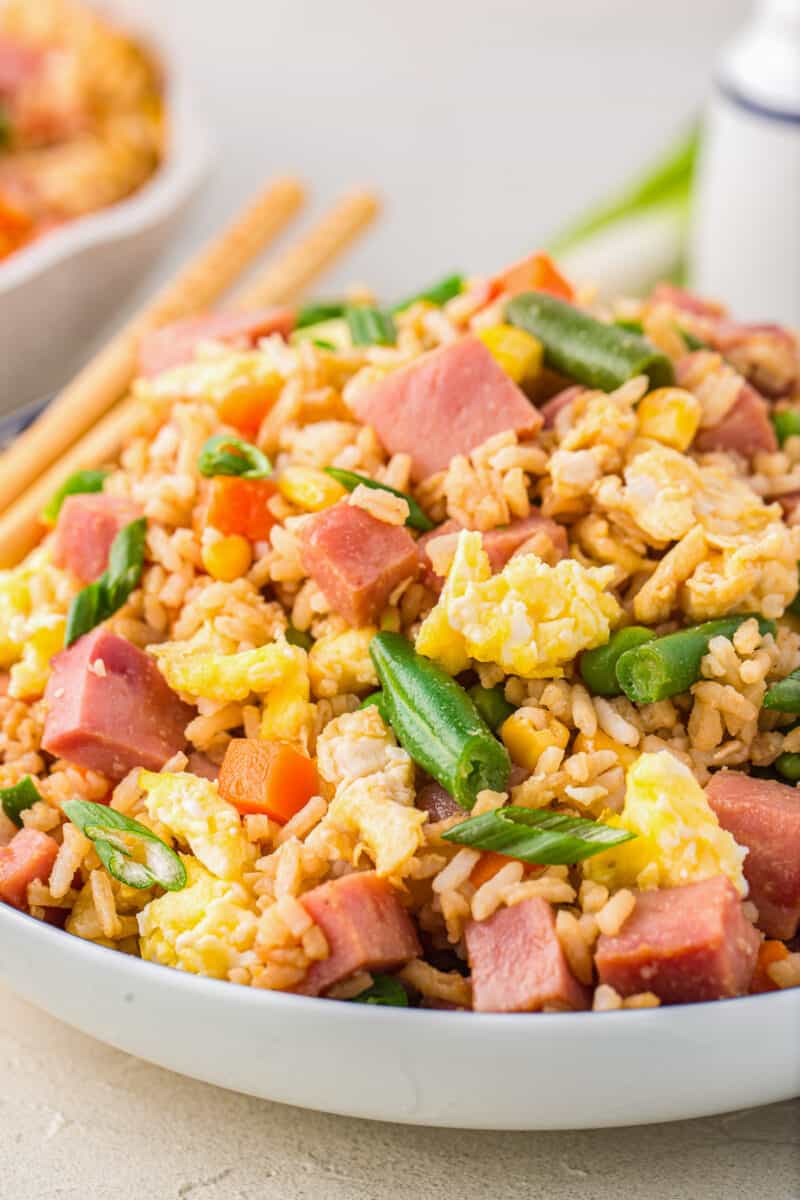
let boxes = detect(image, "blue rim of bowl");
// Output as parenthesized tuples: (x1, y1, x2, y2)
(0, 394, 52, 451)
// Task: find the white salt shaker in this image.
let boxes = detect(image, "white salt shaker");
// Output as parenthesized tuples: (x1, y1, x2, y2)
(690, 0, 800, 324)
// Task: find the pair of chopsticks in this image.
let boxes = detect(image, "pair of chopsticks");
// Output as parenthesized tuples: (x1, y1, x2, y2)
(0, 177, 379, 568)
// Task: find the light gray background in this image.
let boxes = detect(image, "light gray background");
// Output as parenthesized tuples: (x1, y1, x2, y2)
(5, 2, 799, 1197)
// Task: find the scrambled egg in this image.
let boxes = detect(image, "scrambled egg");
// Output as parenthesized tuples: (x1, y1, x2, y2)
(152, 636, 313, 746)
(138, 349, 281, 412)
(415, 530, 621, 678)
(308, 627, 379, 699)
(584, 751, 748, 896)
(140, 770, 251, 882)
(138, 857, 258, 978)
(0, 548, 72, 696)
(315, 708, 425, 881)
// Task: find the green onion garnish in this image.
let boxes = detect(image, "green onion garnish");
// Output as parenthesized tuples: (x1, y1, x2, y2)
(443, 806, 635, 864)
(312, 338, 336, 351)
(323, 467, 434, 532)
(345, 306, 396, 347)
(295, 301, 346, 329)
(62, 799, 187, 892)
(41, 469, 110, 525)
(0, 776, 42, 828)
(285, 625, 313, 651)
(350, 974, 408, 1006)
(392, 273, 464, 313)
(197, 434, 272, 480)
(65, 518, 147, 646)
(772, 410, 800, 447)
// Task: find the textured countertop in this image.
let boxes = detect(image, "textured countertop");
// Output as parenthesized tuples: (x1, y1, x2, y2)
(1, 984, 797, 1200)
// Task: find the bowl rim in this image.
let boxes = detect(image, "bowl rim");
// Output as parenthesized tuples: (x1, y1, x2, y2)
(0, 18, 212, 295)
(1, 899, 796, 1030)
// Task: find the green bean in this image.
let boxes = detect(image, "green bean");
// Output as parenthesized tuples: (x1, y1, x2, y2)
(774, 752, 800, 784)
(616, 615, 776, 704)
(0, 776, 41, 827)
(370, 632, 510, 809)
(467, 684, 515, 731)
(580, 627, 655, 696)
(506, 291, 674, 392)
(763, 669, 800, 713)
(295, 301, 345, 329)
(772, 409, 800, 446)
(323, 467, 434, 532)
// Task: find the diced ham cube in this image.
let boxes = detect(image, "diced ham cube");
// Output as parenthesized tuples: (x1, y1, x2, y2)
(297, 872, 421, 996)
(138, 307, 296, 377)
(417, 512, 567, 591)
(465, 897, 589, 1013)
(693, 383, 777, 458)
(779, 490, 800, 524)
(416, 781, 462, 822)
(595, 876, 760, 1004)
(53, 494, 142, 583)
(351, 337, 542, 482)
(0, 828, 58, 909)
(706, 771, 800, 940)
(539, 384, 584, 430)
(301, 501, 419, 626)
(42, 629, 192, 780)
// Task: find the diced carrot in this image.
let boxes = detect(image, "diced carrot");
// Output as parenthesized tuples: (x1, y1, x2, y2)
(0, 192, 33, 259)
(205, 476, 278, 541)
(219, 738, 318, 823)
(217, 381, 281, 435)
(495, 251, 575, 303)
(470, 850, 514, 889)
(750, 939, 790, 994)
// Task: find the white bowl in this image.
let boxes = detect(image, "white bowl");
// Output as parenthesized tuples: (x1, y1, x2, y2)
(0, 4, 211, 411)
(0, 903, 797, 1130)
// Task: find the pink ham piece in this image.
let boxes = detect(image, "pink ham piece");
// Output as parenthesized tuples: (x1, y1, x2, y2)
(465, 896, 589, 1013)
(706, 772, 800, 940)
(692, 382, 777, 458)
(416, 781, 462, 822)
(297, 872, 421, 997)
(53, 494, 142, 583)
(539, 385, 583, 430)
(301, 501, 419, 626)
(417, 512, 568, 592)
(138, 307, 296, 377)
(0, 828, 58, 909)
(351, 336, 542, 482)
(595, 876, 760, 1004)
(42, 629, 192, 780)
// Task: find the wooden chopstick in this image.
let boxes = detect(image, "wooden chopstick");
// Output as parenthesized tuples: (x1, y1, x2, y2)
(232, 188, 379, 308)
(0, 187, 380, 568)
(0, 175, 305, 515)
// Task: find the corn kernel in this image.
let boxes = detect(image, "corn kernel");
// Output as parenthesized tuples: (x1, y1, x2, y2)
(574, 729, 639, 769)
(636, 388, 701, 452)
(277, 466, 347, 512)
(201, 535, 252, 581)
(477, 324, 543, 384)
(501, 712, 569, 771)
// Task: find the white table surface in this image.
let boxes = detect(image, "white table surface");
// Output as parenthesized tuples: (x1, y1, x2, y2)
(1, 982, 798, 1199)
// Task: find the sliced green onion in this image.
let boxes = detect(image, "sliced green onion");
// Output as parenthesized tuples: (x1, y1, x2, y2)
(323, 467, 434, 532)
(65, 518, 147, 646)
(763, 669, 800, 713)
(0, 776, 42, 828)
(580, 626, 656, 696)
(285, 626, 313, 651)
(290, 318, 351, 351)
(443, 806, 635, 864)
(772, 410, 800, 447)
(345, 306, 396, 347)
(392, 273, 464, 313)
(370, 632, 510, 810)
(680, 327, 707, 352)
(295, 301, 345, 329)
(312, 338, 336, 351)
(467, 684, 515, 732)
(197, 434, 272, 480)
(41, 469, 110, 525)
(62, 799, 186, 891)
(351, 975, 408, 1006)
(615, 615, 776, 705)
(506, 292, 674, 392)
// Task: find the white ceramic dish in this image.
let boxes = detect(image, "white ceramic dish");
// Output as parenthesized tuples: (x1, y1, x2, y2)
(0, 2, 211, 411)
(0, 903, 797, 1130)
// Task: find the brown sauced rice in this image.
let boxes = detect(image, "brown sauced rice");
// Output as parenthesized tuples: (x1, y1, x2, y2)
(1, 254, 799, 1013)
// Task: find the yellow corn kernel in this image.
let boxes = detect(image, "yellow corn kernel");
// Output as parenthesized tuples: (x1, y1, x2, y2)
(478, 324, 543, 384)
(636, 388, 701, 452)
(277, 466, 347, 512)
(574, 729, 639, 769)
(500, 712, 569, 771)
(201, 535, 252, 582)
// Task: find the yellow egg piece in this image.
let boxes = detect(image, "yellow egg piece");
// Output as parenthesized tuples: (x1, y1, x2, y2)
(140, 771, 251, 881)
(584, 750, 748, 896)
